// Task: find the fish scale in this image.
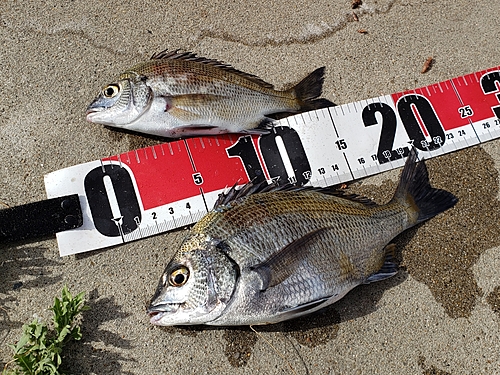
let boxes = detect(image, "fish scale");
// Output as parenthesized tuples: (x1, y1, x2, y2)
(147, 150, 458, 325)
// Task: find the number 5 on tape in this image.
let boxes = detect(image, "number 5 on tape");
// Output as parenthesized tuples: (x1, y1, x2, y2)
(45, 66, 500, 256)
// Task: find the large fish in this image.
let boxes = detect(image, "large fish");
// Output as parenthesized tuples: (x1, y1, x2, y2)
(147, 150, 457, 325)
(86, 50, 334, 138)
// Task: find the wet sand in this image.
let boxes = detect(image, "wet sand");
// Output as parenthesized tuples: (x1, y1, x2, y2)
(1, 0, 500, 374)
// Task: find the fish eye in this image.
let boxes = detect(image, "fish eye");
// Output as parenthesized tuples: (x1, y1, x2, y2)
(102, 84, 120, 98)
(169, 266, 190, 287)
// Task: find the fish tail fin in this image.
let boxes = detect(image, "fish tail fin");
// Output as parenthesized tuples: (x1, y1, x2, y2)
(291, 67, 335, 110)
(392, 148, 458, 224)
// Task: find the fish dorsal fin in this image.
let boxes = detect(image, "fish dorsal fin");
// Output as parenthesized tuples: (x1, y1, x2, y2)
(320, 190, 379, 207)
(213, 181, 378, 210)
(213, 181, 283, 209)
(251, 228, 329, 291)
(150, 49, 275, 89)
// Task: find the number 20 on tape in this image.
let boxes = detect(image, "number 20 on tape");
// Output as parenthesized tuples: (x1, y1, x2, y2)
(45, 67, 500, 255)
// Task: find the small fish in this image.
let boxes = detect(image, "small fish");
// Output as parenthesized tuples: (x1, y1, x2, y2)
(147, 150, 457, 325)
(86, 50, 334, 138)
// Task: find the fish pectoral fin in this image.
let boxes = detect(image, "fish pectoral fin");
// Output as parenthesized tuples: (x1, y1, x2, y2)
(171, 94, 224, 108)
(165, 94, 224, 121)
(165, 106, 203, 122)
(250, 228, 329, 291)
(364, 243, 399, 284)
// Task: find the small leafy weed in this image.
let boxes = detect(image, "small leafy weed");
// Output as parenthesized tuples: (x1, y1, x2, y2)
(2, 286, 88, 375)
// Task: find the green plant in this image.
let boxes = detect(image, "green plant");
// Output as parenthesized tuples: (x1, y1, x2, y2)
(2, 286, 89, 375)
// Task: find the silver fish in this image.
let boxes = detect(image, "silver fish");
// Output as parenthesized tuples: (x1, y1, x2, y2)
(86, 50, 333, 138)
(147, 150, 457, 325)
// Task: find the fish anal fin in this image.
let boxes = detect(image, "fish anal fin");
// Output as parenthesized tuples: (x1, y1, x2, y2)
(251, 228, 329, 290)
(364, 243, 398, 284)
(241, 128, 272, 135)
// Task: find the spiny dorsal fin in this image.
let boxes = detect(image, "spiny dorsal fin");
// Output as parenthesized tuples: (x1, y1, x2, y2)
(213, 181, 379, 210)
(150, 49, 275, 89)
(213, 181, 281, 209)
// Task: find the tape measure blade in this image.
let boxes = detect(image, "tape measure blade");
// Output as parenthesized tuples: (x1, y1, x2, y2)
(45, 66, 500, 255)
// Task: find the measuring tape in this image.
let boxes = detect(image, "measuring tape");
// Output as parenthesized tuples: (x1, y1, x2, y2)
(45, 66, 500, 256)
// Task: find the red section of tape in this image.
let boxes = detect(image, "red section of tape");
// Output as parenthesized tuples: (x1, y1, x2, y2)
(452, 68, 500, 124)
(391, 81, 465, 132)
(102, 135, 252, 211)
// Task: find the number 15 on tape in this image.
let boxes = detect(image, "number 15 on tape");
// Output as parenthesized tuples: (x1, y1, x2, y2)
(45, 66, 500, 255)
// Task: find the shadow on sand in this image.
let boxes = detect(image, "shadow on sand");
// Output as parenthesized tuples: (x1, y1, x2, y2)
(62, 288, 135, 375)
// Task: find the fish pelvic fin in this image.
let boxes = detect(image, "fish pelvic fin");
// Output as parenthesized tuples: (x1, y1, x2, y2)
(392, 148, 458, 225)
(278, 297, 330, 321)
(290, 67, 335, 111)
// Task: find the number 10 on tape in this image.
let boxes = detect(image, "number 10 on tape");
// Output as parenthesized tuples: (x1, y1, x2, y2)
(45, 66, 500, 255)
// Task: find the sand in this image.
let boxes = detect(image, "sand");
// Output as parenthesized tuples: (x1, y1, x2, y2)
(1, 0, 500, 373)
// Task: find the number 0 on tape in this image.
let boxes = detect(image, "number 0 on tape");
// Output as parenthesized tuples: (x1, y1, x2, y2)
(45, 67, 500, 255)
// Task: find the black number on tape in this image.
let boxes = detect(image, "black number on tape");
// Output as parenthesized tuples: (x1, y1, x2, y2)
(259, 127, 311, 186)
(458, 105, 473, 118)
(226, 127, 311, 186)
(480, 71, 500, 119)
(192, 172, 203, 185)
(362, 102, 409, 164)
(84, 165, 141, 237)
(397, 94, 445, 151)
(363, 95, 446, 163)
(226, 135, 266, 184)
(335, 139, 347, 150)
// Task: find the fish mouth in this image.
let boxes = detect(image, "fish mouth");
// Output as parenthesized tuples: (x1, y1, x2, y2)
(148, 311, 167, 325)
(147, 303, 180, 324)
(85, 107, 103, 122)
(85, 107, 101, 114)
